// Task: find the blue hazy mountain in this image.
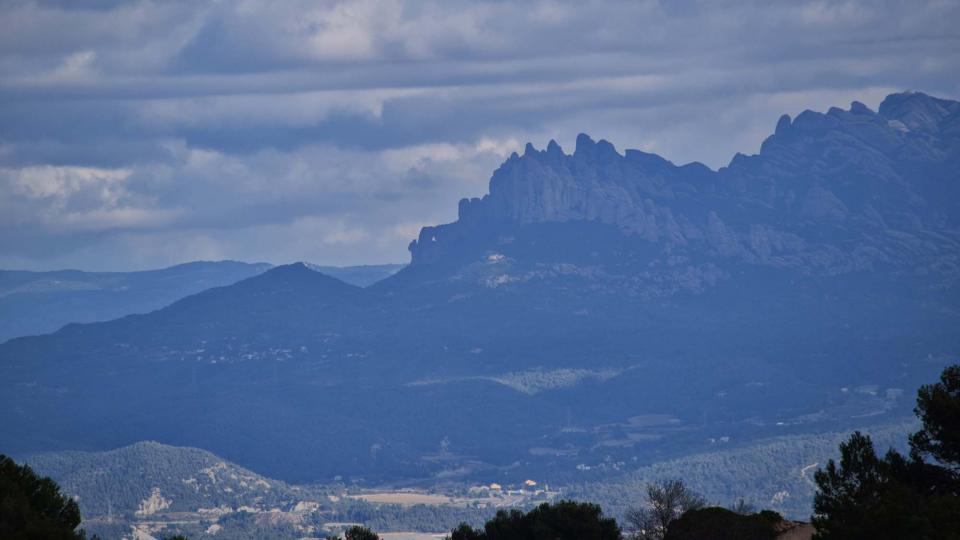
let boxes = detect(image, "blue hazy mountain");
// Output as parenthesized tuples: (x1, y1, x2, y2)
(1, 92, 957, 485)
(0, 262, 403, 342)
(0, 261, 271, 343)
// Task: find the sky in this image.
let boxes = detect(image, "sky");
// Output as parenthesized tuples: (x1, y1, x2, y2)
(1, 0, 959, 271)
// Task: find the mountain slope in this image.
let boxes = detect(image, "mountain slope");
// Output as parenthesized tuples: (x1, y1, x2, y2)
(405, 91, 959, 282)
(21, 441, 296, 517)
(1, 91, 957, 484)
(0, 261, 405, 343)
(0, 261, 272, 342)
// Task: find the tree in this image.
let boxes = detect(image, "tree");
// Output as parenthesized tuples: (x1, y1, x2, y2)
(0, 455, 91, 540)
(448, 500, 621, 540)
(811, 363, 960, 539)
(449, 523, 484, 540)
(664, 507, 784, 540)
(344, 526, 380, 540)
(910, 364, 960, 469)
(326, 526, 380, 540)
(811, 433, 921, 539)
(624, 479, 705, 540)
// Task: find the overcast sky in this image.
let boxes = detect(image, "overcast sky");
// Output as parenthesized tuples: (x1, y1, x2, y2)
(1, 0, 958, 270)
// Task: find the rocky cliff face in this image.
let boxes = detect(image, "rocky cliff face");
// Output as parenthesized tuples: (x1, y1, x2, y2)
(410, 92, 960, 283)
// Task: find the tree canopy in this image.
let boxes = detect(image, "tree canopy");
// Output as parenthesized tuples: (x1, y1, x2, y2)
(448, 500, 622, 540)
(326, 526, 380, 540)
(664, 507, 784, 540)
(910, 364, 960, 469)
(811, 363, 960, 539)
(0, 454, 89, 540)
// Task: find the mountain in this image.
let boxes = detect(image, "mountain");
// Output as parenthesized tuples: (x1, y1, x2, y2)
(21, 441, 296, 518)
(1, 91, 957, 487)
(0, 261, 271, 343)
(19, 441, 329, 540)
(0, 262, 404, 342)
(406, 91, 959, 281)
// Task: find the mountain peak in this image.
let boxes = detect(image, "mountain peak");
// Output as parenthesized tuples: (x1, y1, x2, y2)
(879, 91, 959, 134)
(270, 261, 316, 275)
(574, 133, 596, 155)
(572, 133, 622, 162)
(595, 138, 620, 159)
(546, 139, 563, 156)
(236, 262, 361, 294)
(850, 100, 872, 115)
(775, 114, 792, 134)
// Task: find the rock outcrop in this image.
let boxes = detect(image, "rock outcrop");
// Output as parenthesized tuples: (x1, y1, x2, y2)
(410, 92, 960, 282)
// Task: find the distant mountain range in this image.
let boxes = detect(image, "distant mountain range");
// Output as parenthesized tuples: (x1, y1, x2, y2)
(1, 92, 957, 491)
(0, 262, 403, 342)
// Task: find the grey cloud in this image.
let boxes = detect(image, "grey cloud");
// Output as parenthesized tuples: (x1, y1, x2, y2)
(0, 139, 504, 269)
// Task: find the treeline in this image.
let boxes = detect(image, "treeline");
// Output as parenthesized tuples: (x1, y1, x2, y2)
(329, 490, 793, 540)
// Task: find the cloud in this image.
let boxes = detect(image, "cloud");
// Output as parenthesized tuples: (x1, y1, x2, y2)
(0, 165, 181, 232)
(0, 138, 508, 269)
(0, 0, 958, 269)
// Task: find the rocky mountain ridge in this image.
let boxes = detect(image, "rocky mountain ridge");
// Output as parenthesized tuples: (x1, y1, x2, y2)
(411, 92, 959, 283)
(0, 261, 404, 343)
